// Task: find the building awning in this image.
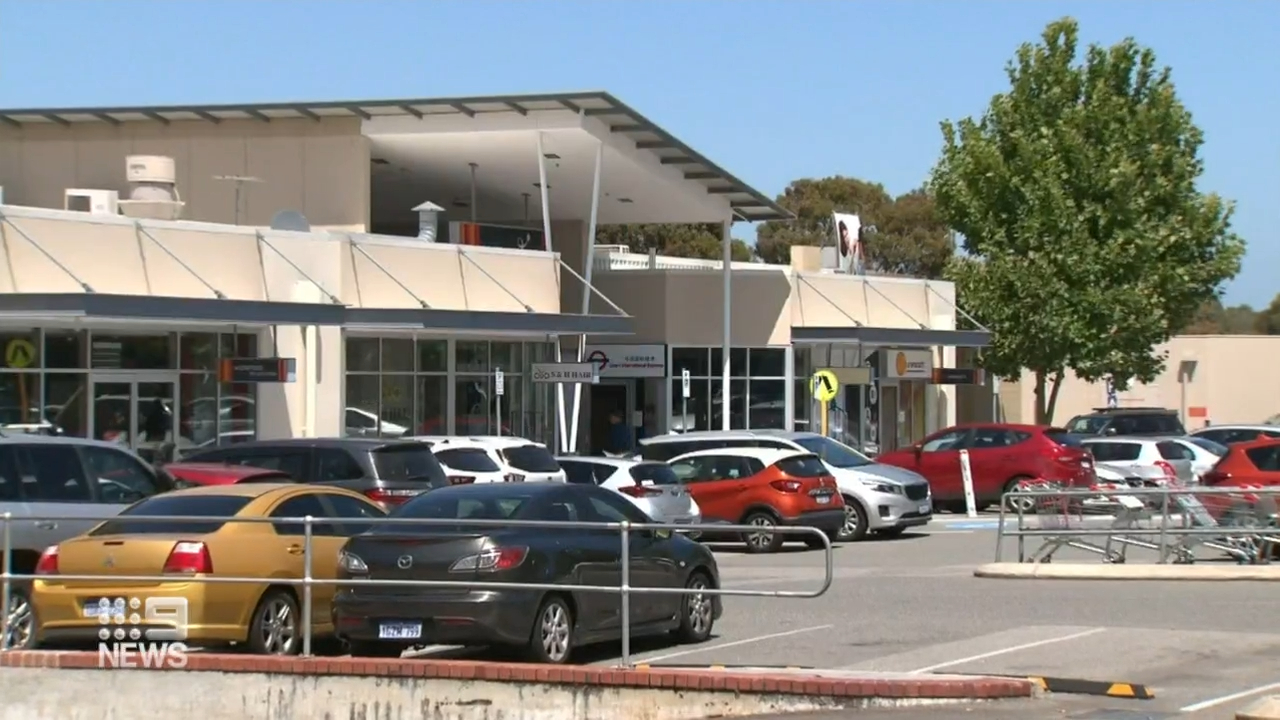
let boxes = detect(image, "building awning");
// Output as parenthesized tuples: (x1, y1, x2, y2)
(344, 308, 630, 335)
(0, 293, 347, 326)
(790, 325, 992, 348)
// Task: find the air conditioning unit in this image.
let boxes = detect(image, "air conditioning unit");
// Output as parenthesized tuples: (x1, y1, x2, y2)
(126, 155, 176, 185)
(65, 189, 120, 215)
(119, 154, 185, 221)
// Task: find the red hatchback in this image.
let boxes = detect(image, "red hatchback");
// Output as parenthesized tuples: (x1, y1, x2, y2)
(163, 462, 294, 488)
(1200, 437, 1280, 520)
(876, 424, 1095, 512)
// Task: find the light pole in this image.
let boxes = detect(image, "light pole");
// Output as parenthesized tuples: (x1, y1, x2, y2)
(214, 175, 263, 224)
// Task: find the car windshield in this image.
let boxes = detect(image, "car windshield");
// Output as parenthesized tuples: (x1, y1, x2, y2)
(1083, 441, 1142, 462)
(372, 444, 447, 483)
(1187, 437, 1229, 456)
(1065, 416, 1109, 434)
(92, 495, 253, 536)
(501, 445, 561, 473)
(792, 436, 871, 468)
(380, 489, 533, 533)
(1044, 429, 1086, 447)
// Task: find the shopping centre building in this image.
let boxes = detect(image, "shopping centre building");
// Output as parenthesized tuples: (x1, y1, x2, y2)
(0, 91, 989, 459)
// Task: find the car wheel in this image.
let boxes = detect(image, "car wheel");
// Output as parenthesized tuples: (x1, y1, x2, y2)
(671, 571, 715, 644)
(527, 595, 574, 664)
(247, 589, 301, 655)
(1003, 477, 1037, 513)
(742, 511, 784, 553)
(4, 586, 35, 650)
(346, 640, 404, 658)
(835, 497, 869, 542)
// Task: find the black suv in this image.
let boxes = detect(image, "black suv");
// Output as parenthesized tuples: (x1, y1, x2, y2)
(178, 438, 448, 509)
(1063, 407, 1186, 437)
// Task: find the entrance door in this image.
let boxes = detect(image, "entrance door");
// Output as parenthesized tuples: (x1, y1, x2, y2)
(90, 375, 179, 464)
(589, 382, 632, 455)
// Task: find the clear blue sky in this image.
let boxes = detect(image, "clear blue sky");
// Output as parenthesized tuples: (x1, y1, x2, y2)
(3, 0, 1275, 306)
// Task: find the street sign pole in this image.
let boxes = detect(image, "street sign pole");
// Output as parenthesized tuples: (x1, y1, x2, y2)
(494, 368, 505, 437)
(820, 399, 829, 437)
(681, 368, 691, 434)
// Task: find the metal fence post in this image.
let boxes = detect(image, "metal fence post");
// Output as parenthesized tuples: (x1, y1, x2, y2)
(302, 516, 314, 657)
(619, 520, 631, 668)
(1, 512, 10, 651)
(1157, 488, 1170, 564)
(994, 494, 1007, 563)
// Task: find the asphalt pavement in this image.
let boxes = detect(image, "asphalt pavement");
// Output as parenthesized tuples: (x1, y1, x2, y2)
(410, 512, 1279, 718)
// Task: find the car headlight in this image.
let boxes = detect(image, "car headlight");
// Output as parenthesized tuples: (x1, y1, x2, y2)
(338, 551, 368, 574)
(861, 479, 903, 495)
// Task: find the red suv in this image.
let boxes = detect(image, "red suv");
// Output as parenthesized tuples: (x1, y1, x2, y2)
(876, 424, 1095, 512)
(1200, 437, 1280, 521)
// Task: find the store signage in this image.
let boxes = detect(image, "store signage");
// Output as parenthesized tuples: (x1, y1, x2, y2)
(583, 344, 665, 378)
(219, 358, 297, 383)
(449, 221, 546, 251)
(880, 349, 932, 380)
(931, 368, 985, 385)
(532, 362, 598, 384)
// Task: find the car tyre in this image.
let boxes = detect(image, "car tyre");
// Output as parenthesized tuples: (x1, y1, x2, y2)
(835, 496, 869, 542)
(742, 511, 785, 553)
(247, 589, 301, 656)
(671, 571, 715, 644)
(346, 640, 405, 658)
(4, 586, 35, 650)
(1003, 477, 1037, 513)
(527, 594, 574, 664)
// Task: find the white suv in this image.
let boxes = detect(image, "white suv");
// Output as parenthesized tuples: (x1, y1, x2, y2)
(640, 430, 931, 541)
(412, 436, 567, 484)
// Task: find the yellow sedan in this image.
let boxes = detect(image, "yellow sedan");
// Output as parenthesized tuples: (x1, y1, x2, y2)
(31, 483, 386, 654)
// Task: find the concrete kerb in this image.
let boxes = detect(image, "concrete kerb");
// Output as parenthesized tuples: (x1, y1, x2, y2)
(0, 651, 1036, 720)
(974, 562, 1280, 581)
(1239, 696, 1280, 720)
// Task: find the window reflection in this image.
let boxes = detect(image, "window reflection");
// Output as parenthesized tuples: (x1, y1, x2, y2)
(748, 380, 786, 429)
(455, 376, 491, 434)
(179, 373, 219, 448)
(90, 334, 172, 370)
(346, 337, 379, 372)
(417, 339, 446, 372)
(382, 339, 414, 372)
(456, 341, 489, 373)
(0, 373, 40, 428)
(416, 376, 447, 435)
(45, 374, 87, 437)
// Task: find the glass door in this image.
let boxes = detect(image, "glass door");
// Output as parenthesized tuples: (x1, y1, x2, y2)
(90, 375, 179, 464)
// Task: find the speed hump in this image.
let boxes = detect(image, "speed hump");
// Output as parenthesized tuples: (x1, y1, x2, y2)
(810, 370, 839, 403)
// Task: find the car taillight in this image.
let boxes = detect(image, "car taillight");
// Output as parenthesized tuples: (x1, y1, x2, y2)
(162, 541, 213, 575)
(505, 473, 525, 483)
(448, 547, 528, 573)
(770, 480, 803, 493)
(365, 488, 420, 505)
(1155, 460, 1178, 480)
(447, 475, 475, 485)
(34, 545, 58, 575)
(619, 483, 663, 498)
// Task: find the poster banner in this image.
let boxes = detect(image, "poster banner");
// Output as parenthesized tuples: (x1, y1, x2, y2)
(831, 212, 865, 275)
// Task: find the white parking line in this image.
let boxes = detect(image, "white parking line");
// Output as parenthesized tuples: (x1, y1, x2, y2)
(909, 627, 1106, 673)
(1180, 681, 1280, 713)
(635, 624, 834, 665)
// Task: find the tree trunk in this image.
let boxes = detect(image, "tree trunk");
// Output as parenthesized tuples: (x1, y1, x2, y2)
(1033, 369, 1067, 425)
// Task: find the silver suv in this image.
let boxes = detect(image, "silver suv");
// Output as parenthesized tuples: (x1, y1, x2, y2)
(0, 435, 174, 649)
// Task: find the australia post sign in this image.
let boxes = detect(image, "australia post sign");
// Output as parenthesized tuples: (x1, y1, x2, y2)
(583, 344, 665, 379)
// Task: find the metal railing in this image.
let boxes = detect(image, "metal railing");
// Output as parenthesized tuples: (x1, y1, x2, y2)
(0, 513, 832, 666)
(994, 485, 1280, 565)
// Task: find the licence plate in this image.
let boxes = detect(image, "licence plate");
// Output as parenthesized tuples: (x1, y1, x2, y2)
(815, 495, 831, 505)
(83, 599, 120, 618)
(919, 504, 931, 514)
(378, 622, 422, 640)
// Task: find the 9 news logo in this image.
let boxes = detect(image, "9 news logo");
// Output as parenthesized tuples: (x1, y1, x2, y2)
(95, 596, 190, 669)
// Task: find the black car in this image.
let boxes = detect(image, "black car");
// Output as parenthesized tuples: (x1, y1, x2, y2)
(177, 438, 450, 509)
(1064, 407, 1186, 437)
(332, 482, 722, 663)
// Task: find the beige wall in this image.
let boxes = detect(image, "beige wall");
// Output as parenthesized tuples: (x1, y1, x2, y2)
(0, 117, 370, 229)
(993, 335, 1280, 427)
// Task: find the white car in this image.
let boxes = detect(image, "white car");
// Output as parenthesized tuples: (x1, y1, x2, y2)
(411, 436, 566, 484)
(345, 407, 408, 438)
(556, 456, 702, 526)
(1191, 424, 1280, 447)
(1167, 436, 1228, 482)
(1080, 437, 1197, 485)
(417, 438, 507, 484)
(639, 430, 931, 542)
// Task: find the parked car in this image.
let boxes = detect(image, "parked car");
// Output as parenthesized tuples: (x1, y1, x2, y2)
(666, 447, 843, 552)
(1168, 437, 1228, 481)
(178, 438, 449, 510)
(30, 483, 385, 653)
(332, 482, 721, 663)
(412, 436, 566, 484)
(1064, 407, 1186, 437)
(640, 430, 930, 541)
(1079, 437, 1197, 485)
(1191, 424, 1280, 447)
(0, 435, 174, 649)
(1200, 438, 1280, 522)
(164, 462, 294, 488)
(876, 424, 1095, 512)
(416, 438, 512, 484)
(556, 456, 702, 526)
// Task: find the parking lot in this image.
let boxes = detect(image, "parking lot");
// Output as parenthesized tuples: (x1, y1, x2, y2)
(404, 512, 1278, 718)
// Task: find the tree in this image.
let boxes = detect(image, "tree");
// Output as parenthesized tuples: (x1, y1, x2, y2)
(1182, 298, 1263, 334)
(755, 177, 953, 277)
(594, 223, 753, 262)
(1255, 293, 1280, 335)
(929, 18, 1245, 424)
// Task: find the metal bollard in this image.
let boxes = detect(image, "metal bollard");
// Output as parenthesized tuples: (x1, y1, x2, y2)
(1, 512, 10, 651)
(619, 520, 631, 668)
(1157, 489, 1170, 563)
(302, 516, 314, 657)
(995, 496, 1008, 562)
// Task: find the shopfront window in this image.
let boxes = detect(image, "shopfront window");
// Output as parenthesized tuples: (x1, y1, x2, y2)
(669, 346, 789, 432)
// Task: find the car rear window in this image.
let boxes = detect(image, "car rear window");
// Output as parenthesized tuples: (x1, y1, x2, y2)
(1044, 429, 1085, 447)
(1084, 442, 1142, 462)
(434, 448, 501, 473)
(92, 495, 253, 536)
(372, 444, 447, 483)
(629, 463, 680, 486)
(382, 489, 533, 533)
(775, 454, 828, 478)
(501, 445, 561, 473)
(1245, 444, 1280, 472)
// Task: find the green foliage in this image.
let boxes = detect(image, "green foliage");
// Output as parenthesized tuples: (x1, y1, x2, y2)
(594, 223, 753, 262)
(755, 177, 953, 277)
(1182, 297, 1277, 335)
(929, 17, 1245, 422)
(1255, 294, 1280, 335)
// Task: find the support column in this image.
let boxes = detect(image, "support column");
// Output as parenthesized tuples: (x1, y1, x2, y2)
(536, 132, 567, 452)
(721, 219, 732, 431)
(569, 140, 604, 454)
(783, 344, 795, 431)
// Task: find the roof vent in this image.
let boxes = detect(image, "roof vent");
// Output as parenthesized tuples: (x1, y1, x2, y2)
(413, 201, 445, 242)
(118, 155, 185, 221)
